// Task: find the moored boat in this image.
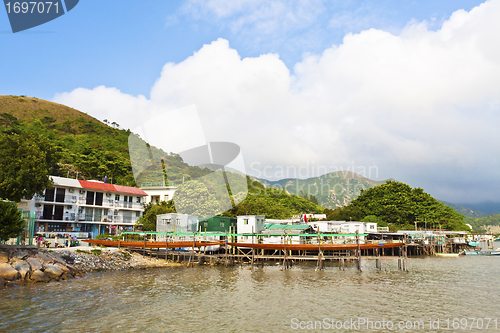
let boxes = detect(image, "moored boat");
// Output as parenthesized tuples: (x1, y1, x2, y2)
(435, 253, 461, 257)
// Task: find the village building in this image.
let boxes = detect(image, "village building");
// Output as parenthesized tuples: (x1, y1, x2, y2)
(140, 182, 177, 204)
(236, 215, 265, 243)
(18, 176, 148, 238)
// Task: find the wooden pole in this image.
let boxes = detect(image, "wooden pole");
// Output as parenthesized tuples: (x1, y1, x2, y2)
(165, 232, 168, 263)
(317, 230, 321, 270)
(251, 226, 254, 269)
(283, 230, 287, 270)
(225, 231, 228, 267)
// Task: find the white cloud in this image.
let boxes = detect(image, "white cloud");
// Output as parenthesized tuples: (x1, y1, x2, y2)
(53, 0, 500, 203)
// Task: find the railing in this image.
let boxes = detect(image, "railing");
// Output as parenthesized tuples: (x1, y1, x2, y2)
(75, 214, 137, 224)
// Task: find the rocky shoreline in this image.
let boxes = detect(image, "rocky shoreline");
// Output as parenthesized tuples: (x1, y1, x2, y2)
(0, 246, 185, 290)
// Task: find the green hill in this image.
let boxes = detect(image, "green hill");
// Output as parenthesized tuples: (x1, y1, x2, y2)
(1, 95, 326, 221)
(0, 95, 210, 186)
(256, 171, 390, 209)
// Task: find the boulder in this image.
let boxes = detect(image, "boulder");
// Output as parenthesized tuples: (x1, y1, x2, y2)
(54, 263, 71, 274)
(0, 251, 8, 263)
(36, 253, 55, 264)
(10, 259, 31, 280)
(26, 257, 43, 271)
(10, 251, 28, 261)
(0, 263, 20, 281)
(43, 264, 63, 280)
(65, 263, 82, 276)
(30, 270, 50, 282)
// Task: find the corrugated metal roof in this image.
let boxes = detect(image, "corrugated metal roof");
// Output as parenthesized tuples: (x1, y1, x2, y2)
(265, 223, 312, 230)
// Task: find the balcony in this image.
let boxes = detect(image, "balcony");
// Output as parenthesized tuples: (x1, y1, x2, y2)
(75, 214, 138, 225)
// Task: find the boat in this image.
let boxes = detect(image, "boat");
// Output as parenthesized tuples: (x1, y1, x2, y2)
(468, 241, 480, 247)
(435, 253, 460, 257)
(463, 250, 500, 256)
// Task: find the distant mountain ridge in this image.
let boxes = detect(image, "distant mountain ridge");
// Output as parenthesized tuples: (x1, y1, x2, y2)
(439, 201, 488, 218)
(254, 171, 391, 209)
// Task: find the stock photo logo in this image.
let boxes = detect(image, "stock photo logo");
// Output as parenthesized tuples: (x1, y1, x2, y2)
(3, 0, 79, 33)
(128, 105, 248, 218)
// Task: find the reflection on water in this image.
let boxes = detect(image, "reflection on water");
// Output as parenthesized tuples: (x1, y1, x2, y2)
(1, 256, 500, 332)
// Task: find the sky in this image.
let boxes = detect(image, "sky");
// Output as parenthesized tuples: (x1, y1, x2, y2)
(1, 0, 499, 205)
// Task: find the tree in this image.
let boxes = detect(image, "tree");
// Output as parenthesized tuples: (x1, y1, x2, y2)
(173, 180, 222, 218)
(0, 131, 59, 202)
(330, 181, 467, 230)
(0, 201, 24, 242)
(136, 201, 176, 231)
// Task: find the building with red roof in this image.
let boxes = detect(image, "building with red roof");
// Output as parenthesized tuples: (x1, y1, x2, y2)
(20, 176, 149, 239)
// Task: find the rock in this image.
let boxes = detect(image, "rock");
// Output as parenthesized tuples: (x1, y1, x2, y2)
(43, 264, 63, 280)
(54, 263, 71, 274)
(61, 272, 74, 280)
(0, 251, 8, 263)
(0, 277, 4, 289)
(36, 253, 54, 264)
(10, 251, 28, 261)
(0, 263, 20, 281)
(10, 259, 31, 280)
(30, 270, 50, 282)
(26, 257, 43, 271)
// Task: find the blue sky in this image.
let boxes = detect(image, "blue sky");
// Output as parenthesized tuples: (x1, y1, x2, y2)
(2, 0, 499, 205)
(1, 0, 484, 99)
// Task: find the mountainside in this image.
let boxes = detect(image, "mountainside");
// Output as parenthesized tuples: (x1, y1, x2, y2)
(1, 95, 326, 220)
(440, 201, 488, 218)
(465, 214, 500, 233)
(255, 171, 390, 209)
(0, 95, 211, 186)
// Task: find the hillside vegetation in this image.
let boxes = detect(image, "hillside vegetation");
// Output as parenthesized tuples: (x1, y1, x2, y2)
(325, 181, 468, 231)
(1, 95, 326, 228)
(257, 171, 389, 209)
(465, 214, 500, 233)
(0, 95, 210, 186)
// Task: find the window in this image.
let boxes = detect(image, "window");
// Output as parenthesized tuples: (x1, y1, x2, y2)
(136, 197, 141, 203)
(204, 222, 208, 227)
(115, 194, 120, 201)
(95, 192, 103, 206)
(136, 211, 141, 217)
(44, 188, 55, 202)
(220, 222, 225, 228)
(244, 219, 249, 225)
(86, 191, 95, 205)
(55, 188, 65, 203)
(48, 223, 65, 232)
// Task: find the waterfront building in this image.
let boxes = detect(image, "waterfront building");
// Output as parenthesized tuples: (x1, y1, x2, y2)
(140, 182, 177, 204)
(237, 215, 265, 243)
(156, 213, 198, 241)
(199, 216, 237, 233)
(18, 176, 148, 238)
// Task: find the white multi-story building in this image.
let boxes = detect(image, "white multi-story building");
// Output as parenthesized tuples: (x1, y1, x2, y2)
(140, 183, 177, 204)
(236, 215, 265, 243)
(19, 176, 148, 237)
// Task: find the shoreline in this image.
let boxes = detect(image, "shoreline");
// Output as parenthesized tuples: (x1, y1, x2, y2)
(0, 246, 187, 290)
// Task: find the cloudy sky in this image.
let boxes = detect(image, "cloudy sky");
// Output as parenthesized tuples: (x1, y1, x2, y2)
(2, 0, 499, 205)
